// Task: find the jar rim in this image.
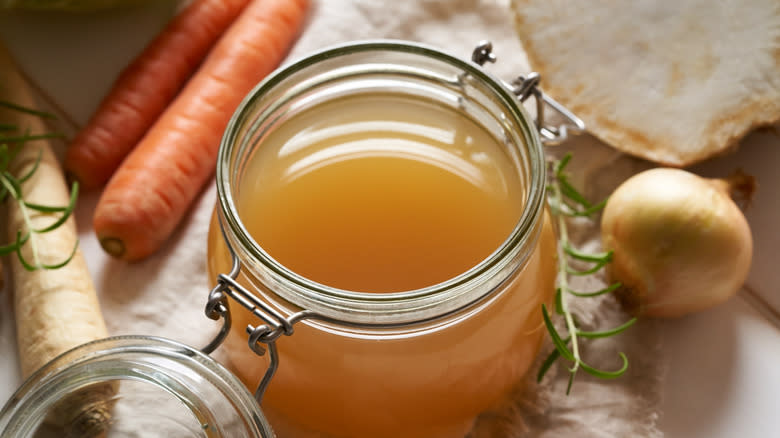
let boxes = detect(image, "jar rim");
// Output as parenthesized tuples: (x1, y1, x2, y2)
(0, 335, 273, 437)
(216, 40, 547, 322)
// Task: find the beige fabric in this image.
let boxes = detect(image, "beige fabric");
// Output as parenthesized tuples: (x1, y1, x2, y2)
(511, 0, 780, 167)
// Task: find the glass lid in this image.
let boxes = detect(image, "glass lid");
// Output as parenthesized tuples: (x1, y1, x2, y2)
(0, 336, 273, 438)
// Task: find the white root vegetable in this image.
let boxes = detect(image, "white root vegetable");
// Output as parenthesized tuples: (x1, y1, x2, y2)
(601, 168, 753, 318)
(0, 44, 115, 436)
(510, 0, 780, 166)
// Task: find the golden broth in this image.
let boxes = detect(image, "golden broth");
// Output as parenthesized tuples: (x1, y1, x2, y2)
(208, 92, 556, 438)
(237, 93, 524, 292)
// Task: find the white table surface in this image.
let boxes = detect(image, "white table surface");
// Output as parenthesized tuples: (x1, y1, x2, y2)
(0, 3, 778, 437)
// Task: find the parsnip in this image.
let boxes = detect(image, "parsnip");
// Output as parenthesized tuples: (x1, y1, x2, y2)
(0, 44, 115, 436)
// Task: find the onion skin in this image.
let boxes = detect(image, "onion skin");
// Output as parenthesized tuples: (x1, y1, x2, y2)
(601, 168, 753, 318)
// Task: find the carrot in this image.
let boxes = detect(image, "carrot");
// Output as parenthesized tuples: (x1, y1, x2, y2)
(93, 0, 309, 261)
(64, 0, 252, 190)
(0, 45, 115, 437)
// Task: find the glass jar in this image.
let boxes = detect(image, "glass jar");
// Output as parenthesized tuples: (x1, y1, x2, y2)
(0, 336, 273, 437)
(206, 41, 558, 438)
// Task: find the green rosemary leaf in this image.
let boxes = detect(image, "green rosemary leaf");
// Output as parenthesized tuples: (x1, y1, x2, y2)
(582, 197, 607, 215)
(0, 231, 27, 255)
(558, 175, 592, 208)
(0, 100, 56, 119)
(564, 244, 613, 263)
(577, 317, 637, 339)
(550, 197, 583, 218)
(0, 133, 64, 143)
(554, 153, 572, 176)
(566, 258, 610, 276)
(542, 304, 576, 362)
(537, 347, 561, 382)
(565, 371, 576, 395)
(1, 172, 22, 200)
(14, 231, 38, 271)
(560, 197, 581, 213)
(17, 147, 43, 184)
(562, 197, 608, 217)
(567, 282, 622, 298)
(32, 181, 78, 233)
(554, 287, 564, 315)
(41, 240, 79, 270)
(24, 202, 67, 213)
(579, 352, 630, 379)
(0, 124, 15, 131)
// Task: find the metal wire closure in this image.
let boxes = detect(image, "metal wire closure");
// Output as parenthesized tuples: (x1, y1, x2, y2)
(201, 219, 324, 403)
(472, 41, 585, 145)
(202, 40, 585, 404)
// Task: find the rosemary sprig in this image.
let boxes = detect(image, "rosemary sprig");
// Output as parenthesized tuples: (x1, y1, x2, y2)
(0, 99, 57, 119)
(0, 100, 77, 271)
(539, 153, 636, 394)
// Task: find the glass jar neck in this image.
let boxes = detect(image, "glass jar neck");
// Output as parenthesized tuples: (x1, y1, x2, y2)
(216, 40, 547, 326)
(0, 336, 272, 437)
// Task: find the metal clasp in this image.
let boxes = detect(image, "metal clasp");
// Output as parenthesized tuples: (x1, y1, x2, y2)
(472, 41, 585, 145)
(201, 218, 318, 403)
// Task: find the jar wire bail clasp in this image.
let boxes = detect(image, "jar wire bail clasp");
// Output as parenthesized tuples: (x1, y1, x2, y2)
(471, 41, 585, 145)
(201, 217, 324, 404)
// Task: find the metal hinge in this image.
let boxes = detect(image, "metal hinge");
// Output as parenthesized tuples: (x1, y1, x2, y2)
(472, 41, 585, 145)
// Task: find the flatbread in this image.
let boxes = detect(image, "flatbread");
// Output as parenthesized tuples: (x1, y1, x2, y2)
(510, 0, 780, 166)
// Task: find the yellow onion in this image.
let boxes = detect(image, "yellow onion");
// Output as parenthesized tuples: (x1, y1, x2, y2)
(601, 168, 753, 318)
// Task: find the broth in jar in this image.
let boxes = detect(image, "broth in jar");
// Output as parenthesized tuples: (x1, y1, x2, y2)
(207, 41, 556, 438)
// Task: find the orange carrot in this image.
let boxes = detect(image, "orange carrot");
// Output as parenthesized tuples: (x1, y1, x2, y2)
(64, 0, 252, 190)
(93, 0, 310, 261)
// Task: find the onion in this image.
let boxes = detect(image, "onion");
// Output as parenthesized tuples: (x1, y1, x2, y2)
(601, 168, 753, 318)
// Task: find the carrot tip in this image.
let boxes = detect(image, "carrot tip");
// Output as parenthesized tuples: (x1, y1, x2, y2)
(99, 237, 125, 258)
